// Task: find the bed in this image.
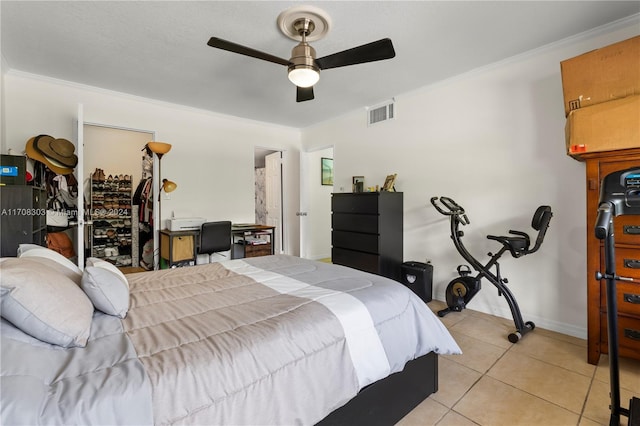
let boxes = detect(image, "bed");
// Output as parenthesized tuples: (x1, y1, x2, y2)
(1, 251, 460, 425)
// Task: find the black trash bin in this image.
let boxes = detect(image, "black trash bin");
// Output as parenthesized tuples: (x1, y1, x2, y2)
(401, 261, 433, 303)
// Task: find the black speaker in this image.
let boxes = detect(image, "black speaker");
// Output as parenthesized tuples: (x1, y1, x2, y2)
(401, 261, 433, 303)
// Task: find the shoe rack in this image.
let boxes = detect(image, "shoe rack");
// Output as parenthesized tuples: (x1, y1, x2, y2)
(89, 169, 133, 267)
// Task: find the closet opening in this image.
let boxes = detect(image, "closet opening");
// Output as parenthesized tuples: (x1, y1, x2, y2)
(254, 148, 283, 254)
(83, 123, 155, 271)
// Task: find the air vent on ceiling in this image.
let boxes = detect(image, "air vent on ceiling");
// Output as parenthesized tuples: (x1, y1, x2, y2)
(367, 99, 395, 126)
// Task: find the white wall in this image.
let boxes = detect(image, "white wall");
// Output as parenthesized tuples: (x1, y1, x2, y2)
(302, 19, 640, 339)
(2, 73, 302, 255)
(2, 17, 638, 339)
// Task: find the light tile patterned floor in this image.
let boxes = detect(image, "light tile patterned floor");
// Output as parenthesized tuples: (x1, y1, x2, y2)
(397, 300, 640, 426)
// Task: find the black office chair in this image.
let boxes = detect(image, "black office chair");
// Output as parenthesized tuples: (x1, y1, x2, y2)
(198, 221, 232, 262)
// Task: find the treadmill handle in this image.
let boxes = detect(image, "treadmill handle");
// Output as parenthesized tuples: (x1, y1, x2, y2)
(595, 203, 613, 240)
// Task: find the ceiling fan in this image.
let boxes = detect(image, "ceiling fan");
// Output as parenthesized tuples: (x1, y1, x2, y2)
(206, 6, 395, 102)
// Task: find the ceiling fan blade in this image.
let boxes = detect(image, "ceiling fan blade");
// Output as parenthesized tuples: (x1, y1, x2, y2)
(207, 37, 291, 66)
(315, 38, 395, 70)
(296, 86, 315, 102)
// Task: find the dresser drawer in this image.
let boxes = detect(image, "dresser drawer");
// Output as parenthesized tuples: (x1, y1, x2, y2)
(601, 281, 640, 316)
(332, 213, 379, 233)
(332, 194, 379, 214)
(617, 247, 640, 279)
(332, 230, 379, 253)
(600, 314, 640, 355)
(332, 247, 380, 275)
(244, 243, 272, 258)
(601, 247, 640, 280)
(614, 216, 640, 246)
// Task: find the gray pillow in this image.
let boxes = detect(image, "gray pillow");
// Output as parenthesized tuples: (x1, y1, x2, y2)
(81, 258, 130, 318)
(0, 257, 93, 347)
(19, 247, 82, 285)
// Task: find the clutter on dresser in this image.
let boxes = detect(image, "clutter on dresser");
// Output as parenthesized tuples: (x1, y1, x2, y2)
(559, 36, 640, 367)
(89, 169, 134, 267)
(561, 35, 639, 159)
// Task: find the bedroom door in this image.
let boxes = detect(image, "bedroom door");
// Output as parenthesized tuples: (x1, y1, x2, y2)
(299, 146, 333, 260)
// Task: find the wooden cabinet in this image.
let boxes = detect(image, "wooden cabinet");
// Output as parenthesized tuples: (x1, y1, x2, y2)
(331, 192, 403, 281)
(160, 229, 197, 267)
(585, 148, 640, 364)
(231, 226, 274, 259)
(0, 186, 47, 257)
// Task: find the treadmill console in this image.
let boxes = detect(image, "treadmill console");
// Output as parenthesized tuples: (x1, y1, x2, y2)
(600, 167, 640, 216)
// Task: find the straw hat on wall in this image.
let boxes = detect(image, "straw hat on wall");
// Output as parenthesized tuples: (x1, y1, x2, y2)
(25, 135, 76, 175)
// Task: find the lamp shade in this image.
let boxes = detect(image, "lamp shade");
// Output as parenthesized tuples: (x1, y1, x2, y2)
(162, 179, 177, 193)
(147, 142, 172, 155)
(288, 67, 319, 88)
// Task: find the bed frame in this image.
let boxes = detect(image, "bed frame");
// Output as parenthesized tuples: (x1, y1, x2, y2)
(317, 352, 438, 425)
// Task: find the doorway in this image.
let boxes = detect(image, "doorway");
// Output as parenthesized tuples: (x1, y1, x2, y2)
(254, 147, 283, 254)
(83, 123, 154, 268)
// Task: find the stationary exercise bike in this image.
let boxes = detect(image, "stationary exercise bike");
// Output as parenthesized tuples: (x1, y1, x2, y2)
(430, 196, 553, 343)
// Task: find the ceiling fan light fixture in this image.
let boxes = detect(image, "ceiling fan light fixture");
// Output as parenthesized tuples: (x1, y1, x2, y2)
(288, 66, 320, 88)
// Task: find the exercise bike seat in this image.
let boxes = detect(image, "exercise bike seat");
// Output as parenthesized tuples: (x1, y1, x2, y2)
(487, 205, 553, 258)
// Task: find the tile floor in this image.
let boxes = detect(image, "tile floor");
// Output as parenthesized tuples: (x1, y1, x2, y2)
(397, 300, 640, 426)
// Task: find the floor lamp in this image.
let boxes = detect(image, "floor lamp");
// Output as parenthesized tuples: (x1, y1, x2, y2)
(145, 142, 177, 269)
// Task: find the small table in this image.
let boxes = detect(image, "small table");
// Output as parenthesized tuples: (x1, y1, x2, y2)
(231, 224, 276, 259)
(160, 229, 199, 268)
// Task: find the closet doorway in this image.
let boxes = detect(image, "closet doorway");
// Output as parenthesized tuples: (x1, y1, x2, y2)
(83, 124, 154, 267)
(254, 148, 283, 254)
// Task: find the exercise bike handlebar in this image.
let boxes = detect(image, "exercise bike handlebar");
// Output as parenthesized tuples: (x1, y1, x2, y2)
(430, 196, 470, 225)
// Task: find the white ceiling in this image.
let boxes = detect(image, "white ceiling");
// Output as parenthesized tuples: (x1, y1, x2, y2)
(2, 1, 639, 128)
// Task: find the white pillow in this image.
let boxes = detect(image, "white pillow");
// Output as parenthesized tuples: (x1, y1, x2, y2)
(0, 257, 93, 348)
(81, 258, 130, 318)
(19, 247, 82, 285)
(16, 243, 43, 256)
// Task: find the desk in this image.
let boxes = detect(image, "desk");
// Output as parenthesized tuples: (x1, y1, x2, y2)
(231, 224, 276, 259)
(160, 229, 198, 268)
(160, 225, 275, 267)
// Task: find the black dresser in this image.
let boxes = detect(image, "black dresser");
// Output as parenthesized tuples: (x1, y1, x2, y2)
(331, 192, 403, 281)
(0, 186, 47, 257)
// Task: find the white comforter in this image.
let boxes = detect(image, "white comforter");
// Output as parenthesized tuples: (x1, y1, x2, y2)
(1, 255, 460, 425)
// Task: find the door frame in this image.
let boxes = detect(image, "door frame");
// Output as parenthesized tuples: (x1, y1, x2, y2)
(254, 146, 286, 254)
(75, 104, 157, 267)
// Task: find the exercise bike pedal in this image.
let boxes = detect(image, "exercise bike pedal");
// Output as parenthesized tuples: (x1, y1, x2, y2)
(438, 304, 465, 317)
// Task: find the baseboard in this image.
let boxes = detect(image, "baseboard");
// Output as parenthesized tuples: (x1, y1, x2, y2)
(307, 253, 332, 261)
(433, 292, 588, 341)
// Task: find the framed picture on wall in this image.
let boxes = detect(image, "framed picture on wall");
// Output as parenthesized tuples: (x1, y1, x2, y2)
(321, 158, 333, 186)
